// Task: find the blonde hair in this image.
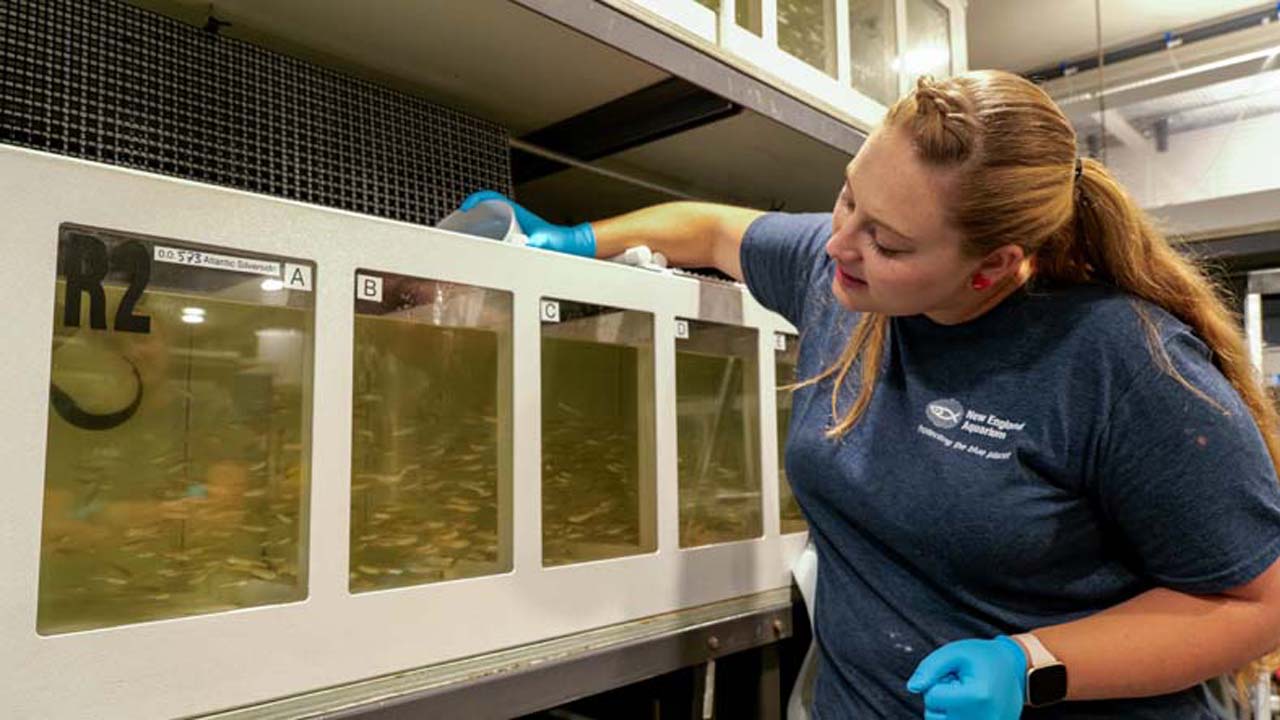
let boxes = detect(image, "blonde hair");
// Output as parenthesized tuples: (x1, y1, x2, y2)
(799, 70, 1280, 699)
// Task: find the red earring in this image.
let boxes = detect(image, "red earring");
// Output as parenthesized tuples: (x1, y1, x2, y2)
(971, 274, 991, 290)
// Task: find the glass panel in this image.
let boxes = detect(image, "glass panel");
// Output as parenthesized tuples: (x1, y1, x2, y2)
(903, 0, 951, 87)
(1262, 295, 1280, 346)
(676, 319, 762, 547)
(778, 0, 838, 77)
(775, 333, 806, 534)
(738, 0, 763, 36)
(1261, 295, 1280, 413)
(849, 0, 899, 106)
(350, 271, 512, 591)
(40, 225, 313, 634)
(542, 300, 656, 566)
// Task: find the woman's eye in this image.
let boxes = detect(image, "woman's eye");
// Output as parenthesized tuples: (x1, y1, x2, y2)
(869, 229, 903, 256)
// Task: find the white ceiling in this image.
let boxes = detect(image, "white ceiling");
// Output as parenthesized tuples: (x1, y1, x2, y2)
(966, 0, 1270, 73)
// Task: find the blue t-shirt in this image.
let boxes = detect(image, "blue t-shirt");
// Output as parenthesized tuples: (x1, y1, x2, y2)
(740, 212, 1280, 719)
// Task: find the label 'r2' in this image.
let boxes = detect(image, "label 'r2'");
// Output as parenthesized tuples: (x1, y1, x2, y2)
(62, 233, 151, 334)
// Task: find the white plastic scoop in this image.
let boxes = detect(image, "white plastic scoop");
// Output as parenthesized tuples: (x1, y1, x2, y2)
(435, 199, 528, 246)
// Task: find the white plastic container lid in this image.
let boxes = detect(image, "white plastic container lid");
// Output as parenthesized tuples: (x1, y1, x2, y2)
(435, 199, 528, 246)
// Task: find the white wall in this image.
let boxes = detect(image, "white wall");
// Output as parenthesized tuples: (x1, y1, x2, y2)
(1107, 112, 1280, 209)
(1103, 112, 1280, 237)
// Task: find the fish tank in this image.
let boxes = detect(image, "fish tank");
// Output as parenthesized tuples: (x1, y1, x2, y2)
(540, 299, 657, 566)
(350, 270, 513, 591)
(38, 225, 314, 634)
(775, 332, 806, 534)
(675, 318, 762, 547)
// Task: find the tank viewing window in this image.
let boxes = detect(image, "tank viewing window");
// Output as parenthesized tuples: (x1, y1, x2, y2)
(849, 0, 899, 106)
(903, 0, 952, 87)
(350, 271, 512, 591)
(39, 225, 314, 634)
(676, 319, 762, 548)
(775, 332, 806, 534)
(779, 0, 839, 77)
(541, 299, 656, 567)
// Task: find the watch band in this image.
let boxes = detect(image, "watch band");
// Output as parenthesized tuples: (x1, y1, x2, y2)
(1013, 632, 1069, 707)
(1012, 632, 1058, 668)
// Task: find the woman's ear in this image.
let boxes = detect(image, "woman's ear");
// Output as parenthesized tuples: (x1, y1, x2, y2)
(975, 244, 1026, 284)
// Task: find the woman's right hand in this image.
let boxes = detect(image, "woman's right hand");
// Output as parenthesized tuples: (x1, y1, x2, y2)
(459, 191, 597, 257)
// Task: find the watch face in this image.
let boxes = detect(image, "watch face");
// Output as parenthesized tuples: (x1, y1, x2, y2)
(1027, 663, 1069, 706)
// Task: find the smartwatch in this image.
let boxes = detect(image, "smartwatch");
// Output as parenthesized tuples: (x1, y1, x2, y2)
(1012, 633, 1069, 707)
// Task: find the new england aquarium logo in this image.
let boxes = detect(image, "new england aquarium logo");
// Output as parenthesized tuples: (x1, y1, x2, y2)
(925, 398, 964, 430)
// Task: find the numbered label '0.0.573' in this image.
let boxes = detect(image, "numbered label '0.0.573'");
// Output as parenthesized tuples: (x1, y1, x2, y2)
(154, 245, 280, 276)
(153, 246, 312, 291)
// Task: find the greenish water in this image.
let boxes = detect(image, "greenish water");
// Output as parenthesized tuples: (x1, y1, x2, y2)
(676, 346, 762, 548)
(350, 316, 507, 591)
(776, 346, 806, 535)
(541, 336, 654, 566)
(40, 281, 311, 634)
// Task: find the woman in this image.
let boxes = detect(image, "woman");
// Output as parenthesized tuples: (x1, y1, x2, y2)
(462, 70, 1280, 718)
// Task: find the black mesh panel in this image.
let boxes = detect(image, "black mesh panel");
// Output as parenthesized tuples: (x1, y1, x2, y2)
(0, 0, 513, 226)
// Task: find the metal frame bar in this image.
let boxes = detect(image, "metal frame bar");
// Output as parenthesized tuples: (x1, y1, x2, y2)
(197, 590, 793, 720)
(1248, 268, 1280, 295)
(511, 77, 741, 185)
(894, 0, 909, 97)
(834, 0, 852, 87)
(1185, 230, 1280, 265)
(509, 138, 698, 200)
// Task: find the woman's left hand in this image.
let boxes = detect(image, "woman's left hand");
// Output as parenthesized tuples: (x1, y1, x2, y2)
(907, 636, 1027, 719)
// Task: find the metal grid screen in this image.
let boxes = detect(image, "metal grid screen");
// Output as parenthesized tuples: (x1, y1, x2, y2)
(0, 0, 513, 226)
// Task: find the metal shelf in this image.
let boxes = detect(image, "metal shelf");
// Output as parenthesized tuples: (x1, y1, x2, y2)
(196, 589, 793, 720)
(126, 0, 863, 219)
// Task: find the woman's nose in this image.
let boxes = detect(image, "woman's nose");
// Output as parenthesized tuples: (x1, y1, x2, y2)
(826, 225, 860, 262)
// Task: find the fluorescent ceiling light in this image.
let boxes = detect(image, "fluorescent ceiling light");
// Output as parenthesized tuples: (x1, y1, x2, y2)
(1058, 45, 1280, 106)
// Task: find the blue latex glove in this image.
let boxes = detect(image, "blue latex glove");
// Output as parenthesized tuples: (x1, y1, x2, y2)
(907, 636, 1026, 720)
(459, 190, 596, 258)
